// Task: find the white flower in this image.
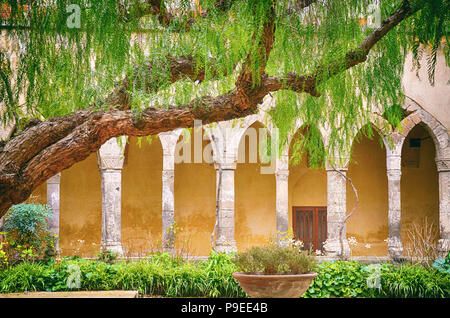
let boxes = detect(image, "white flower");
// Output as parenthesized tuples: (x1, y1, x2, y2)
(364, 244, 371, 249)
(348, 236, 358, 246)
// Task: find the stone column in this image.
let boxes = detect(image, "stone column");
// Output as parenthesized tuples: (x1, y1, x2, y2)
(386, 139, 404, 259)
(436, 157, 450, 255)
(98, 137, 125, 256)
(47, 173, 61, 253)
(214, 161, 238, 253)
(275, 146, 289, 243)
(324, 165, 350, 257)
(159, 130, 181, 250)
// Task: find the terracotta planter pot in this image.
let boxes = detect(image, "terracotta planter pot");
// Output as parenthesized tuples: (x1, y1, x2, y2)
(232, 272, 318, 298)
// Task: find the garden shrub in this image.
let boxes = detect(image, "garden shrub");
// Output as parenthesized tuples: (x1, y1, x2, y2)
(377, 263, 450, 298)
(432, 252, 450, 275)
(231, 242, 316, 275)
(0, 262, 51, 292)
(303, 261, 392, 298)
(0, 252, 246, 297)
(0, 254, 447, 298)
(1, 203, 56, 262)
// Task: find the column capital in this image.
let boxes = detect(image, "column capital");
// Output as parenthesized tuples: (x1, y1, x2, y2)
(98, 137, 126, 170)
(435, 157, 450, 172)
(275, 169, 289, 177)
(214, 161, 237, 171)
(325, 165, 348, 172)
(47, 173, 61, 184)
(159, 129, 182, 156)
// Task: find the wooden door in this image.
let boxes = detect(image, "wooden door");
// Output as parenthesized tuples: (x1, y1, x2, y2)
(292, 206, 327, 252)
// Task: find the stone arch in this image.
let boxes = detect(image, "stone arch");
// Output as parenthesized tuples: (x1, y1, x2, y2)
(400, 123, 440, 256)
(288, 124, 328, 250)
(346, 123, 389, 256)
(235, 120, 277, 251)
(398, 98, 450, 160)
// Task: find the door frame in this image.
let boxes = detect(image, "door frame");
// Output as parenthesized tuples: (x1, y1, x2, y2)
(292, 206, 327, 251)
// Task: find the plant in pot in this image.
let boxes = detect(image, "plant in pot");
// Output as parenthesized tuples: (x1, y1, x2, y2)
(231, 240, 318, 298)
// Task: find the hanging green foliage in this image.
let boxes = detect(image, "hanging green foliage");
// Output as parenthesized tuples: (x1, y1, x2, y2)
(0, 0, 448, 164)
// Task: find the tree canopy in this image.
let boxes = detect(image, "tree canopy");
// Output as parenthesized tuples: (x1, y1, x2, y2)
(0, 0, 448, 216)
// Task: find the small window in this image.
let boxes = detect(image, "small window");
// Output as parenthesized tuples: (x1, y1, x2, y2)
(409, 138, 421, 148)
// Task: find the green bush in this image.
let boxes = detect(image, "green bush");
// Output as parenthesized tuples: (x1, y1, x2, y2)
(377, 263, 450, 298)
(303, 261, 391, 298)
(1, 203, 56, 262)
(304, 261, 449, 298)
(0, 262, 51, 292)
(0, 255, 448, 298)
(231, 242, 316, 275)
(433, 252, 450, 275)
(0, 252, 246, 297)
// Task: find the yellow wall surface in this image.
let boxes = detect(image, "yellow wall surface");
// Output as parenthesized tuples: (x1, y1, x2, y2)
(346, 130, 388, 256)
(122, 136, 163, 257)
(60, 153, 102, 257)
(401, 125, 439, 252)
(52, 124, 440, 258)
(174, 129, 216, 256)
(235, 122, 276, 251)
(30, 183, 47, 204)
(288, 129, 327, 233)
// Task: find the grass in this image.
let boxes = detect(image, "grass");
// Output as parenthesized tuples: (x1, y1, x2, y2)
(0, 253, 448, 298)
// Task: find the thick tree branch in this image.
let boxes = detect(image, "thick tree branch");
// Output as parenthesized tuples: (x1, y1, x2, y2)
(0, 0, 423, 217)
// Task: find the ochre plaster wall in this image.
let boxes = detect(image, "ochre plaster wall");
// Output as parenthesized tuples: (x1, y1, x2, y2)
(346, 130, 388, 256)
(401, 125, 439, 251)
(174, 130, 216, 256)
(288, 130, 327, 234)
(235, 122, 276, 252)
(30, 183, 47, 204)
(122, 136, 163, 257)
(60, 153, 102, 257)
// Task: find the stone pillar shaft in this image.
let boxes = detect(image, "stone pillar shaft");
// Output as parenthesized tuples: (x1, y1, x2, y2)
(162, 169, 175, 248)
(436, 158, 450, 254)
(214, 162, 237, 253)
(47, 173, 61, 253)
(324, 167, 350, 257)
(275, 170, 289, 242)
(100, 169, 123, 255)
(386, 149, 403, 259)
(159, 130, 181, 250)
(98, 137, 125, 256)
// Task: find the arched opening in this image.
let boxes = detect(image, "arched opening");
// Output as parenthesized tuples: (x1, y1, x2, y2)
(174, 128, 216, 256)
(60, 153, 102, 257)
(288, 126, 327, 252)
(346, 126, 388, 256)
(122, 136, 163, 257)
(235, 121, 276, 251)
(401, 124, 439, 256)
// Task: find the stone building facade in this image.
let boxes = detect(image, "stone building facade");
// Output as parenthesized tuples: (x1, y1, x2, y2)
(27, 90, 449, 260)
(1, 44, 449, 261)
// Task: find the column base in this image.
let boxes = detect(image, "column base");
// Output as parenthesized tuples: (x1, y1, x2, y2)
(323, 239, 351, 258)
(388, 237, 403, 260)
(215, 239, 237, 254)
(438, 238, 450, 256)
(101, 242, 124, 257)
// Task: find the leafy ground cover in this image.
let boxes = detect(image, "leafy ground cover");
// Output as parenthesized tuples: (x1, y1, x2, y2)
(0, 252, 448, 298)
